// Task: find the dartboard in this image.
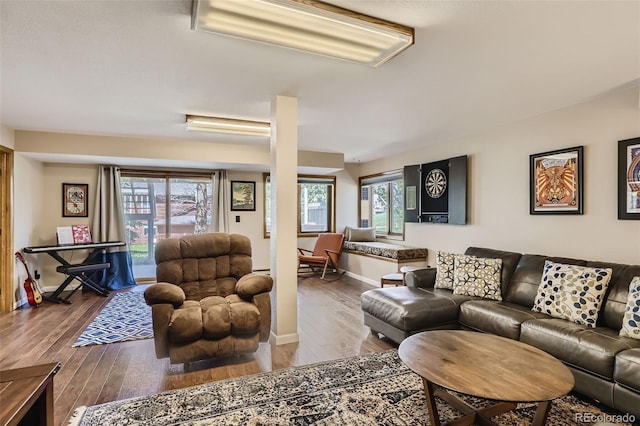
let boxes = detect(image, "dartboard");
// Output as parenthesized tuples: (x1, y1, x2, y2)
(425, 168, 447, 198)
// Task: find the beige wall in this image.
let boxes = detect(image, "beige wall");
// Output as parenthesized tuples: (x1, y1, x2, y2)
(1, 125, 15, 149)
(355, 85, 640, 265)
(12, 154, 46, 303)
(227, 170, 270, 269)
(335, 164, 360, 234)
(35, 164, 97, 289)
(15, 131, 343, 173)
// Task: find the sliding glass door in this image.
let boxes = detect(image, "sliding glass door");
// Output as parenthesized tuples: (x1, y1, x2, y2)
(121, 173, 214, 279)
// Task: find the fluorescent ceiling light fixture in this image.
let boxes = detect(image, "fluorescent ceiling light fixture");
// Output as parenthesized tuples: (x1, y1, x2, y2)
(186, 115, 271, 136)
(191, 0, 414, 67)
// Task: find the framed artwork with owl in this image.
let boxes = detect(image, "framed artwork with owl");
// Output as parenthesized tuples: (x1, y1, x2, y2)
(62, 183, 88, 217)
(618, 137, 640, 220)
(530, 146, 583, 215)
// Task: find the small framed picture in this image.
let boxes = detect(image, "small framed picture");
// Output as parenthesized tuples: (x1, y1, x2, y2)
(62, 183, 88, 217)
(618, 137, 640, 220)
(530, 146, 583, 215)
(231, 181, 256, 211)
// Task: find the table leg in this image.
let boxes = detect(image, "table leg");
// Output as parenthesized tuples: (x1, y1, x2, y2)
(532, 400, 552, 426)
(422, 377, 441, 426)
(428, 385, 516, 426)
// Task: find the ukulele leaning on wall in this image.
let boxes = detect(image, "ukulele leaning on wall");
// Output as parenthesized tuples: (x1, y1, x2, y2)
(15, 251, 43, 306)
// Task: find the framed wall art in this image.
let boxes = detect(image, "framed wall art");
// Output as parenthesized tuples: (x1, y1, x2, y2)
(530, 146, 583, 215)
(618, 137, 640, 220)
(62, 183, 88, 217)
(231, 181, 256, 211)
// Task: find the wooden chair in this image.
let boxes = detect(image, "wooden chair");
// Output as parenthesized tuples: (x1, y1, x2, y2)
(297, 233, 345, 279)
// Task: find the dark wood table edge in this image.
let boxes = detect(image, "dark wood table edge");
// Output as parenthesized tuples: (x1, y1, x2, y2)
(0, 362, 61, 426)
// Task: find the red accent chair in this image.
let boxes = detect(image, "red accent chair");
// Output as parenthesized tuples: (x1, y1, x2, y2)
(297, 233, 345, 279)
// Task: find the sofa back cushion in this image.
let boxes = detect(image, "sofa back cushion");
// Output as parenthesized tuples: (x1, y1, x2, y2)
(587, 261, 640, 330)
(464, 247, 522, 295)
(156, 233, 253, 301)
(505, 254, 587, 307)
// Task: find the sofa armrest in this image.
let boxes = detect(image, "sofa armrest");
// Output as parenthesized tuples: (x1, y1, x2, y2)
(236, 273, 274, 300)
(144, 282, 186, 307)
(405, 268, 437, 289)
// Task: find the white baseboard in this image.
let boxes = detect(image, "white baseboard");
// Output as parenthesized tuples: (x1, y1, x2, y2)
(12, 284, 82, 308)
(343, 271, 378, 287)
(269, 331, 299, 345)
(41, 283, 81, 293)
(13, 296, 27, 310)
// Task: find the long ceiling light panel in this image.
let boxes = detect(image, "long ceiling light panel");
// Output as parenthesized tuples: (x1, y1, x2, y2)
(186, 115, 271, 136)
(191, 0, 414, 67)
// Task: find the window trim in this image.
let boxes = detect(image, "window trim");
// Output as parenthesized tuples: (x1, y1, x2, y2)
(359, 170, 404, 239)
(263, 173, 337, 238)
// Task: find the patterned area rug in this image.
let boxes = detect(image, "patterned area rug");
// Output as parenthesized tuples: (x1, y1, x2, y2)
(69, 350, 631, 425)
(73, 291, 152, 347)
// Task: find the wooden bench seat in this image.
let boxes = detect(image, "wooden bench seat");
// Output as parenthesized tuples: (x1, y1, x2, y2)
(341, 240, 428, 286)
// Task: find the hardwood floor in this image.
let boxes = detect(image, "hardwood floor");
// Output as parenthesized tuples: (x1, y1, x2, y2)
(0, 274, 394, 425)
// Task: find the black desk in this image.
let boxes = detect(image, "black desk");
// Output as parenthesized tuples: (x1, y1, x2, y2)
(23, 241, 126, 304)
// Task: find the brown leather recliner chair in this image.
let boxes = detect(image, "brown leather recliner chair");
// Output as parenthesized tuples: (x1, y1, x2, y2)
(143, 233, 273, 364)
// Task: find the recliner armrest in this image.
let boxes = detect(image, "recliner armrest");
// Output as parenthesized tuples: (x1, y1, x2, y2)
(405, 268, 437, 289)
(144, 282, 186, 307)
(236, 273, 274, 299)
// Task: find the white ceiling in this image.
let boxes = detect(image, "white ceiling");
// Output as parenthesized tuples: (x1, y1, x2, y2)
(1, 0, 639, 165)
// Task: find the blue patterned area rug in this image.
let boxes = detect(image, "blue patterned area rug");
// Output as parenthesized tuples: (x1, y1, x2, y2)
(69, 350, 630, 425)
(73, 291, 152, 347)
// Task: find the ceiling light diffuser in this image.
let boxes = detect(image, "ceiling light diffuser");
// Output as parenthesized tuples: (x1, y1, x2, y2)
(191, 0, 414, 67)
(185, 115, 271, 137)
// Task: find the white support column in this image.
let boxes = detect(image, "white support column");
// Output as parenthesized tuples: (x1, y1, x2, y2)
(269, 95, 299, 345)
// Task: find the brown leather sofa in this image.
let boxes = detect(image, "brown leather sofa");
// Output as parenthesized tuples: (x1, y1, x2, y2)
(144, 233, 273, 364)
(361, 247, 640, 417)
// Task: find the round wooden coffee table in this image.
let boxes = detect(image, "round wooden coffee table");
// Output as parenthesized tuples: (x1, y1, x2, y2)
(398, 330, 574, 426)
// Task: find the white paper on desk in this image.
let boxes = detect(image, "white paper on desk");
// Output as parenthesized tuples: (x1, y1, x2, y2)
(56, 226, 74, 245)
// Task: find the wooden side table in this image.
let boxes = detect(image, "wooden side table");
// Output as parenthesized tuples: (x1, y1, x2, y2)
(0, 362, 60, 426)
(380, 265, 428, 287)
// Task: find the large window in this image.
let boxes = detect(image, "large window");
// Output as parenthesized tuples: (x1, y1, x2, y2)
(264, 174, 336, 236)
(120, 171, 214, 278)
(360, 171, 404, 237)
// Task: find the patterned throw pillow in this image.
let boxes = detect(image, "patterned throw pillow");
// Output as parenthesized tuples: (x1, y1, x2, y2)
(434, 251, 455, 289)
(532, 261, 612, 328)
(620, 276, 640, 339)
(452, 254, 503, 301)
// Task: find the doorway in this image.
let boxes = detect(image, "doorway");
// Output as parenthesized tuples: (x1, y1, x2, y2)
(120, 172, 214, 280)
(0, 146, 14, 312)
